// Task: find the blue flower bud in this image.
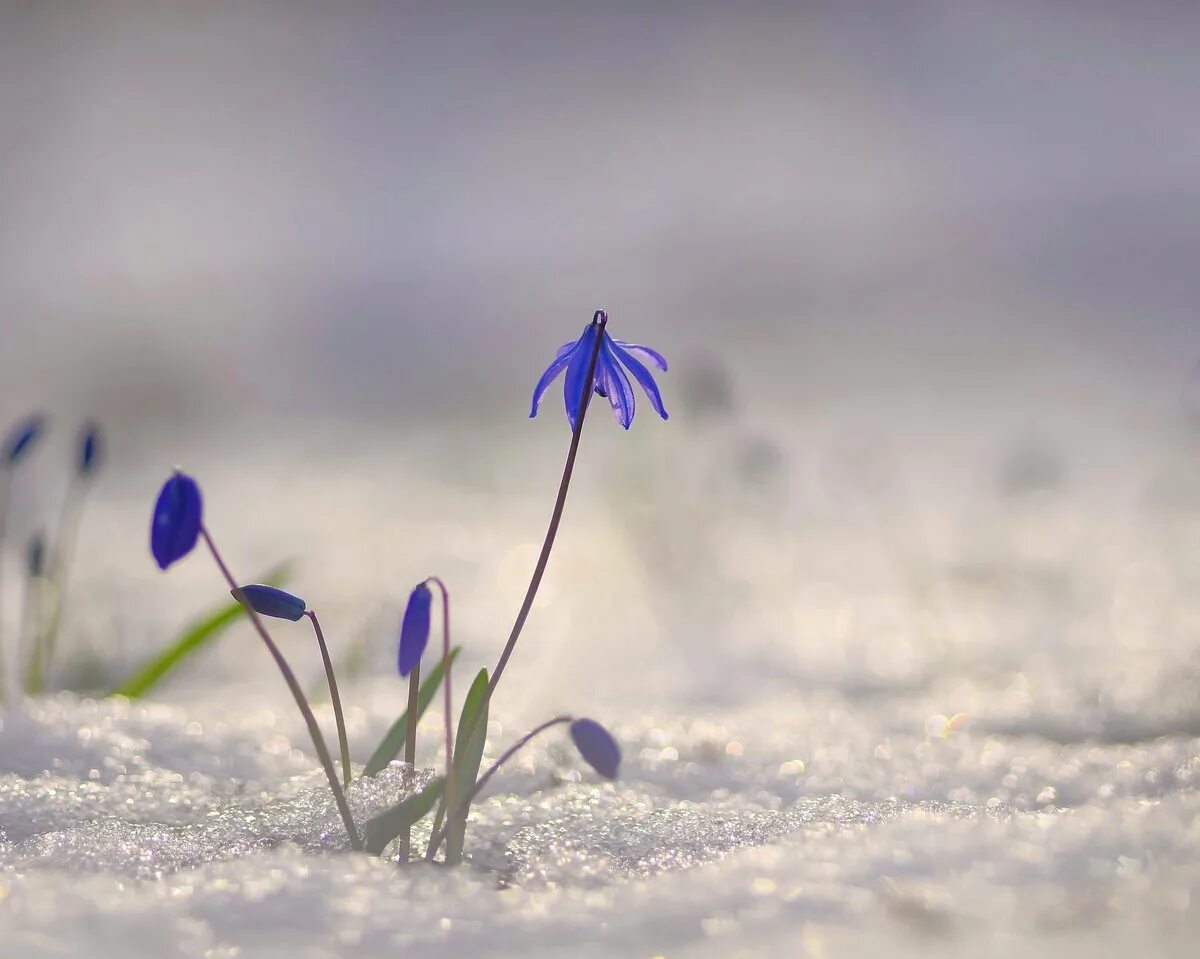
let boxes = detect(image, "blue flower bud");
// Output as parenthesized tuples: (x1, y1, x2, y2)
(397, 582, 432, 677)
(150, 472, 202, 570)
(233, 584, 307, 621)
(27, 532, 46, 578)
(569, 718, 621, 780)
(3, 414, 46, 467)
(79, 422, 103, 477)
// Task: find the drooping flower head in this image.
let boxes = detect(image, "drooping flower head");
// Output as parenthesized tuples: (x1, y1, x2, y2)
(3, 414, 46, 468)
(150, 471, 202, 570)
(234, 584, 307, 621)
(397, 581, 433, 676)
(569, 718, 621, 780)
(531, 310, 669, 430)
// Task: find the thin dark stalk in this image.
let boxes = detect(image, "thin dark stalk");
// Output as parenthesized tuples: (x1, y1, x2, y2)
(399, 660, 420, 862)
(305, 610, 352, 787)
(426, 313, 606, 861)
(201, 526, 361, 851)
(426, 716, 572, 854)
(426, 576, 454, 838)
(34, 480, 86, 690)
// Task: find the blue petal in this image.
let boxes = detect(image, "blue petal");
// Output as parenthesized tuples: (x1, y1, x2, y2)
(609, 340, 669, 420)
(150, 472, 203, 570)
(613, 339, 668, 372)
(235, 584, 307, 621)
(79, 422, 103, 477)
(529, 342, 577, 418)
(569, 718, 621, 779)
(599, 339, 636, 429)
(563, 323, 601, 429)
(397, 582, 432, 676)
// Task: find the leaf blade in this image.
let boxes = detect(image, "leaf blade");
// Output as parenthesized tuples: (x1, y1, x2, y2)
(363, 776, 445, 856)
(445, 667, 489, 865)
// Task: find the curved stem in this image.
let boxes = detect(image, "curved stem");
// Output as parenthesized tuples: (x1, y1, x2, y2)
(425, 313, 606, 861)
(305, 610, 352, 787)
(399, 659, 420, 862)
(426, 576, 454, 835)
(426, 715, 572, 854)
(201, 526, 361, 851)
(486, 312, 606, 701)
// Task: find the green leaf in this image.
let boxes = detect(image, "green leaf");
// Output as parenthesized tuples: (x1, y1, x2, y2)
(363, 776, 445, 856)
(445, 667, 489, 866)
(109, 563, 292, 699)
(363, 647, 461, 777)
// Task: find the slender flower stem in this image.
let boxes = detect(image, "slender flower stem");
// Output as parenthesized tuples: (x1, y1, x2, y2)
(305, 610, 352, 787)
(200, 526, 361, 851)
(488, 311, 606, 700)
(426, 716, 572, 854)
(0, 473, 14, 706)
(426, 313, 606, 861)
(399, 659, 420, 862)
(426, 576, 454, 838)
(21, 569, 45, 694)
(28, 480, 86, 694)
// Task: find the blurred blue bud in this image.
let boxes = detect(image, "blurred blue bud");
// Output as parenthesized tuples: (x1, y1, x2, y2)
(79, 422, 103, 477)
(233, 583, 307, 621)
(150, 472, 202, 570)
(26, 532, 46, 578)
(397, 582, 432, 677)
(3, 414, 46, 467)
(569, 718, 621, 780)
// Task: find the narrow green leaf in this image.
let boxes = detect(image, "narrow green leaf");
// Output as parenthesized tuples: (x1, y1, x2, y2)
(363, 776, 445, 856)
(363, 647, 461, 777)
(109, 563, 292, 699)
(445, 667, 489, 865)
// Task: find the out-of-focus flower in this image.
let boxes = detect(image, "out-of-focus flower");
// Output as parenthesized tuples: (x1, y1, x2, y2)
(79, 422, 103, 478)
(530, 310, 669, 430)
(3, 414, 46, 467)
(27, 532, 46, 578)
(569, 718, 621, 779)
(151, 472, 202, 570)
(233, 584, 307, 621)
(397, 582, 432, 676)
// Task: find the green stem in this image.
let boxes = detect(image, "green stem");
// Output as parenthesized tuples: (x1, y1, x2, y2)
(399, 659, 420, 862)
(305, 610, 352, 787)
(202, 526, 361, 850)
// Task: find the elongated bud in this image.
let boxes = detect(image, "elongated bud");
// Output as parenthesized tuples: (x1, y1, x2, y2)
(79, 422, 103, 477)
(569, 718, 621, 780)
(233, 584, 307, 621)
(150, 471, 202, 570)
(3, 414, 45, 467)
(27, 532, 46, 578)
(397, 582, 432, 677)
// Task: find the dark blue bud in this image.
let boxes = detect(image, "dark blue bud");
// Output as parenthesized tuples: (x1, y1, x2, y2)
(397, 582, 432, 677)
(150, 472, 202, 570)
(3, 414, 46, 467)
(79, 422, 103, 477)
(569, 718, 621, 780)
(233, 584, 307, 621)
(27, 532, 46, 578)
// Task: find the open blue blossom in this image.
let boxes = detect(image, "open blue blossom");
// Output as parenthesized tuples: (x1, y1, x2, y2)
(3, 414, 46, 467)
(150, 472, 202, 570)
(397, 582, 432, 677)
(234, 584, 307, 621)
(530, 310, 668, 430)
(569, 718, 621, 780)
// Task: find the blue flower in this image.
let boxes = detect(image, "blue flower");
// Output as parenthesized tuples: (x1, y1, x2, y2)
(151, 472, 203, 570)
(397, 582, 432, 677)
(79, 422, 103, 477)
(234, 584, 307, 621)
(530, 310, 669, 430)
(569, 718, 621, 780)
(3, 414, 46, 467)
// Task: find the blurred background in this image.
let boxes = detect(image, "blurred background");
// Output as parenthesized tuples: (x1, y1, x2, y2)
(2, 1, 1200, 733)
